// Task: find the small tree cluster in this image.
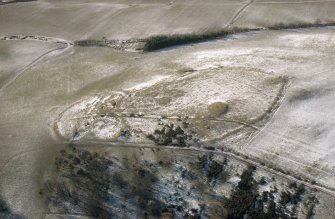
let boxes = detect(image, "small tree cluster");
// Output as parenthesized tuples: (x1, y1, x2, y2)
(147, 124, 192, 147)
(224, 166, 310, 219)
(143, 31, 230, 51)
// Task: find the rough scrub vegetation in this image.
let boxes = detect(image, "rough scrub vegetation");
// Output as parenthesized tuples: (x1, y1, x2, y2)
(224, 166, 317, 219)
(146, 123, 193, 147)
(143, 28, 249, 51)
(42, 145, 318, 219)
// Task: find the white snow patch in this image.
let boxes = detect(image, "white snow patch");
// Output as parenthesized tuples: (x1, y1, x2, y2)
(125, 75, 170, 91)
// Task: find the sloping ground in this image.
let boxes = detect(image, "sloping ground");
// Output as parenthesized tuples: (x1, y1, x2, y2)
(0, 40, 59, 90)
(0, 27, 335, 218)
(53, 26, 335, 191)
(179, 27, 335, 189)
(234, 1, 335, 28)
(55, 67, 285, 145)
(1, 0, 335, 218)
(40, 144, 321, 219)
(51, 27, 335, 218)
(0, 0, 334, 40)
(0, 0, 241, 40)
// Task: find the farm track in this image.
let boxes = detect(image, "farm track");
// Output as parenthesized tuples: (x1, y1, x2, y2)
(58, 111, 323, 155)
(0, 145, 50, 174)
(228, 0, 255, 26)
(0, 35, 74, 95)
(52, 76, 331, 184)
(67, 140, 335, 198)
(3, 23, 334, 55)
(1, 135, 334, 198)
(54, 110, 332, 177)
(139, 23, 335, 51)
(53, 75, 288, 146)
(1, 24, 335, 208)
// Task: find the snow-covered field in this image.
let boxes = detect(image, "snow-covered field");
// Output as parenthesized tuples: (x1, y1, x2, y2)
(1, 0, 334, 40)
(1, 0, 335, 218)
(53, 27, 335, 190)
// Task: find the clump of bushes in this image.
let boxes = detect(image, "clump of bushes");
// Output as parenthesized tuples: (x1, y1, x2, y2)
(225, 165, 258, 218)
(0, 196, 26, 218)
(0, 197, 9, 213)
(143, 21, 335, 51)
(269, 21, 335, 30)
(224, 166, 311, 219)
(225, 166, 282, 218)
(280, 191, 292, 206)
(74, 40, 108, 47)
(305, 195, 319, 219)
(196, 154, 228, 184)
(147, 124, 192, 147)
(292, 184, 306, 204)
(47, 146, 167, 218)
(143, 27, 249, 51)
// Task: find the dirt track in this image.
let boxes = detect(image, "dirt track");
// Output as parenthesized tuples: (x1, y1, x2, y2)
(1, 1, 335, 217)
